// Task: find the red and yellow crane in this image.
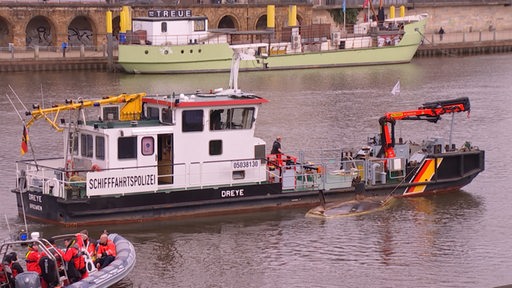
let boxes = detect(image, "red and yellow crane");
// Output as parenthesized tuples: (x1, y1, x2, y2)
(379, 97, 470, 158)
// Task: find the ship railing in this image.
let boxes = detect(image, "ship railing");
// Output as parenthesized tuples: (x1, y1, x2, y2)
(15, 154, 406, 200)
(16, 158, 70, 199)
(265, 150, 366, 191)
(265, 149, 409, 190)
(139, 33, 229, 46)
(422, 29, 512, 45)
(0, 43, 116, 60)
(264, 157, 365, 191)
(16, 157, 271, 200)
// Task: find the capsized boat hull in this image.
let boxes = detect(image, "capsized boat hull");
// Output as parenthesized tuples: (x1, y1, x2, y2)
(306, 196, 397, 219)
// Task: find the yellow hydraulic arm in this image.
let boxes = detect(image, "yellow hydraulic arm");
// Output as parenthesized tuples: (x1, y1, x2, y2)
(25, 93, 146, 132)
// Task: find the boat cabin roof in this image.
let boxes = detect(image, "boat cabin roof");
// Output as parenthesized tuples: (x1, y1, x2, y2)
(143, 90, 268, 108)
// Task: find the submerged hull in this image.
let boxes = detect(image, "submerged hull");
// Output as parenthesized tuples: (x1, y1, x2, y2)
(13, 150, 484, 225)
(118, 18, 427, 74)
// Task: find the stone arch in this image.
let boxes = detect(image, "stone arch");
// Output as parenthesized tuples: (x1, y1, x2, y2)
(68, 15, 96, 47)
(0, 16, 12, 47)
(255, 15, 267, 30)
(217, 15, 239, 30)
(25, 16, 55, 47)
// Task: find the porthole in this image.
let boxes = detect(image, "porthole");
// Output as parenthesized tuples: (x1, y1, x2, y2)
(181, 50, 184, 54)
(190, 49, 193, 53)
(144, 50, 149, 54)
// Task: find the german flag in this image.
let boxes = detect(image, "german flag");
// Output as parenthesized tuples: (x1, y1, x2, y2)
(21, 125, 29, 155)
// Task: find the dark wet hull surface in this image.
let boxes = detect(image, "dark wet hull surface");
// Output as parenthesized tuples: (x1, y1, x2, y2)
(306, 197, 397, 218)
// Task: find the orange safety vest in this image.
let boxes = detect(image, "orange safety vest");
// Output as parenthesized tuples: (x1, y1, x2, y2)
(25, 250, 41, 274)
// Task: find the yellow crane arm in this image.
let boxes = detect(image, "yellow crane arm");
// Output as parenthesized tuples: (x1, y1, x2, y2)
(25, 92, 146, 131)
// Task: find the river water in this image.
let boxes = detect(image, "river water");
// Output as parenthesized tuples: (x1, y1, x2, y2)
(1, 54, 511, 287)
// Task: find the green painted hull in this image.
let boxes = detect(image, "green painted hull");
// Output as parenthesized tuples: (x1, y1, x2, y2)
(118, 18, 426, 74)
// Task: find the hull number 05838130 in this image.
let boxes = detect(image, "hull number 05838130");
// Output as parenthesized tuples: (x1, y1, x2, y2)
(232, 160, 260, 170)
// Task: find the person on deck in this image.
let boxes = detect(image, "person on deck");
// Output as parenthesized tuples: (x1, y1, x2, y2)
(94, 233, 116, 270)
(271, 136, 283, 155)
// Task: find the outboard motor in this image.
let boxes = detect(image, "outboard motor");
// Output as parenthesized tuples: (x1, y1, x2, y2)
(15, 271, 42, 288)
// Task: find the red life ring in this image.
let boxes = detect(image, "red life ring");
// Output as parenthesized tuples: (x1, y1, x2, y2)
(91, 164, 101, 172)
(65, 160, 77, 178)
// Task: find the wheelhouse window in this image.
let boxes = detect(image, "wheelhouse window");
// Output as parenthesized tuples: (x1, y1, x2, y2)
(209, 140, 222, 155)
(147, 106, 160, 120)
(80, 134, 93, 158)
(118, 136, 137, 159)
(194, 20, 205, 32)
(209, 107, 255, 131)
(182, 110, 204, 132)
(96, 136, 105, 160)
(162, 107, 172, 124)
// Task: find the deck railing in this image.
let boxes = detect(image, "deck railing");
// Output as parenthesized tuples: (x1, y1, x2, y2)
(15, 151, 408, 200)
(0, 44, 116, 60)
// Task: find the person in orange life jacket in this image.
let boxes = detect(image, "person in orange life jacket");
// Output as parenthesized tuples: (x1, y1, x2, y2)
(25, 243, 42, 274)
(62, 237, 87, 283)
(80, 229, 96, 261)
(39, 239, 65, 288)
(2, 252, 24, 287)
(94, 233, 116, 270)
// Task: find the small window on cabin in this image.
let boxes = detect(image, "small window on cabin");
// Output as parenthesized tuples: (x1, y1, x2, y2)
(147, 107, 160, 120)
(68, 132, 78, 155)
(233, 170, 245, 180)
(103, 106, 119, 121)
(161, 22, 167, 33)
(209, 140, 222, 155)
(182, 110, 204, 132)
(141, 137, 154, 156)
(96, 136, 105, 160)
(80, 134, 93, 158)
(194, 20, 205, 32)
(162, 107, 173, 124)
(118, 136, 137, 159)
